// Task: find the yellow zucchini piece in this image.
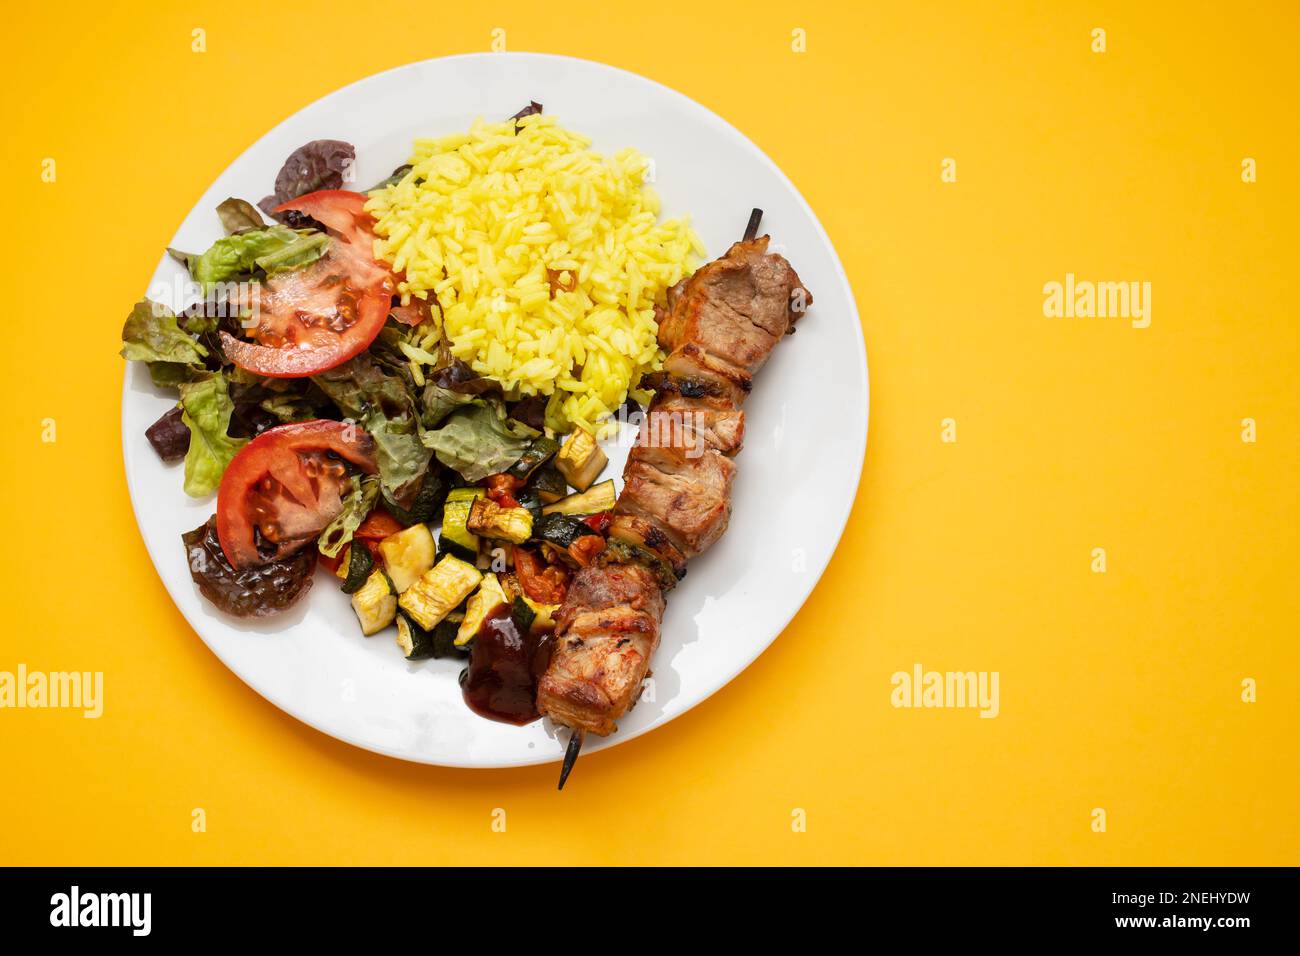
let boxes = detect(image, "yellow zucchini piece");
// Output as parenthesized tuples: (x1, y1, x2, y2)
(378, 523, 436, 593)
(466, 497, 534, 544)
(455, 573, 509, 646)
(399, 554, 482, 631)
(555, 428, 608, 491)
(442, 488, 485, 553)
(542, 478, 617, 516)
(351, 570, 397, 636)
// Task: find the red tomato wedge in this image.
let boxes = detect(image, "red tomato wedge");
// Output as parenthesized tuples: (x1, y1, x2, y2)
(219, 190, 395, 378)
(217, 420, 379, 570)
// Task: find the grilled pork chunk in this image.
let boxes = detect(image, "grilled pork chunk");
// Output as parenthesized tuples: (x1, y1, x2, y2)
(536, 232, 810, 737)
(536, 563, 666, 736)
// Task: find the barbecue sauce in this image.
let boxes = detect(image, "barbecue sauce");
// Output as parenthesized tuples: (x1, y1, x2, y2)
(459, 605, 554, 724)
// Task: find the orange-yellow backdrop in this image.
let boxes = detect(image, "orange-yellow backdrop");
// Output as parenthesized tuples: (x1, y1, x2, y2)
(1, 0, 1296, 865)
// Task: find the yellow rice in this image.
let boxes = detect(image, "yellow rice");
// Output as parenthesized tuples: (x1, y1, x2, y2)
(365, 114, 705, 434)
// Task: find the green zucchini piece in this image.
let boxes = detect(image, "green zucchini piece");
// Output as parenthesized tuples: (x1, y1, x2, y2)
(383, 468, 450, 526)
(533, 513, 599, 549)
(397, 611, 467, 660)
(442, 487, 485, 553)
(541, 479, 616, 516)
(340, 544, 374, 594)
(507, 436, 561, 481)
(527, 464, 568, 504)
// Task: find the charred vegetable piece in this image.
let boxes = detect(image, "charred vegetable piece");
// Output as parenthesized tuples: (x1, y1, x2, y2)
(532, 513, 600, 549)
(339, 543, 374, 594)
(507, 436, 560, 481)
(383, 468, 450, 526)
(396, 612, 464, 660)
(456, 573, 510, 646)
(526, 464, 568, 504)
(378, 524, 436, 593)
(183, 517, 316, 617)
(467, 496, 534, 544)
(351, 569, 398, 635)
(442, 487, 485, 554)
(399, 554, 482, 630)
(555, 428, 607, 491)
(542, 478, 617, 516)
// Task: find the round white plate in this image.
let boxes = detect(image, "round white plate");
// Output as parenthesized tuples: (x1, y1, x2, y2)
(123, 52, 868, 768)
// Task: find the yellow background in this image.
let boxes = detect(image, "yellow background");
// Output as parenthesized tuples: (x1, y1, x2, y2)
(1, 0, 1296, 865)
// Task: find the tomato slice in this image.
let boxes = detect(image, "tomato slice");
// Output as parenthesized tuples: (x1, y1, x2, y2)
(219, 190, 395, 378)
(217, 420, 379, 569)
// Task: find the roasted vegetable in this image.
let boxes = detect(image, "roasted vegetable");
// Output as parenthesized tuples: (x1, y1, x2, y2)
(542, 478, 617, 516)
(441, 487, 485, 554)
(383, 467, 450, 526)
(555, 428, 607, 491)
(526, 463, 568, 504)
(521, 595, 560, 634)
(351, 570, 398, 635)
(456, 572, 510, 646)
(533, 512, 600, 549)
(467, 496, 534, 544)
(338, 543, 374, 594)
(396, 612, 465, 660)
(507, 436, 560, 481)
(378, 523, 436, 593)
(399, 554, 482, 630)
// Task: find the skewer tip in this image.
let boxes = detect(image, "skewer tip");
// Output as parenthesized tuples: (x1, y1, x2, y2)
(557, 730, 584, 790)
(743, 207, 764, 241)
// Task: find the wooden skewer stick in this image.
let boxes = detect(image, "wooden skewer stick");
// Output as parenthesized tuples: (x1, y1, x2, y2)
(744, 207, 764, 241)
(558, 730, 585, 790)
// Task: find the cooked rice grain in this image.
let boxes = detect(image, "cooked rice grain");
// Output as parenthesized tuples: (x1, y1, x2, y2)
(366, 115, 704, 434)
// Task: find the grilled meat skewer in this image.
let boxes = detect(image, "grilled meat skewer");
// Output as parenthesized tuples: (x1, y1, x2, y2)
(537, 222, 811, 784)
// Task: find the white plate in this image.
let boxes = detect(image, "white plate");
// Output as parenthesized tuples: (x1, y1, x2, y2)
(122, 53, 868, 768)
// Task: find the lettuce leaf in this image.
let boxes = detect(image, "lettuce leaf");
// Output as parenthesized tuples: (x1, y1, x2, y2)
(121, 299, 208, 365)
(313, 356, 432, 508)
(260, 140, 356, 220)
(189, 226, 330, 293)
(317, 474, 380, 558)
(421, 401, 533, 482)
(177, 374, 247, 497)
(215, 197, 267, 234)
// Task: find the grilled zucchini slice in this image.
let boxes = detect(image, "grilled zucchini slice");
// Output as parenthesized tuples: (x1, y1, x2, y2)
(527, 464, 568, 504)
(455, 572, 510, 646)
(442, 488, 485, 554)
(555, 428, 608, 491)
(351, 570, 398, 636)
(396, 612, 464, 660)
(466, 497, 534, 544)
(542, 478, 616, 516)
(399, 554, 482, 630)
(338, 543, 375, 594)
(378, 523, 436, 593)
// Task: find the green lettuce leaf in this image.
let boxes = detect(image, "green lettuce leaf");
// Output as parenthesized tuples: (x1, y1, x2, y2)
(190, 226, 330, 293)
(121, 299, 208, 365)
(313, 356, 432, 507)
(215, 197, 267, 234)
(317, 474, 380, 558)
(178, 374, 247, 497)
(421, 401, 532, 482)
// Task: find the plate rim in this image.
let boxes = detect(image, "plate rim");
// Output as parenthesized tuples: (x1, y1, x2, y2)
(120, 51, 870, 769)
